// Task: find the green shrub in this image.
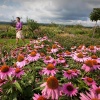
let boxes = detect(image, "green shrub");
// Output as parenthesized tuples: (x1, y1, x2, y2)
(0, 31, 15, 38)
(27, 19, 39, 33)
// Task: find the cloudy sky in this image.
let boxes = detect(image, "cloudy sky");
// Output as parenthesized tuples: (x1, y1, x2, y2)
(0, 0, 100, 26)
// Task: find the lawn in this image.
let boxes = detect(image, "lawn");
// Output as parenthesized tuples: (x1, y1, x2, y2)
(0, 39, 29, 48)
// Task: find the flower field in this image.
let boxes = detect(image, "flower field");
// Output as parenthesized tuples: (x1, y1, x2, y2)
(0, 36, 100, 100)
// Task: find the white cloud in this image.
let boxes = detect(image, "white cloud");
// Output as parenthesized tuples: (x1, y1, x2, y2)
(0, 0, 100, 26)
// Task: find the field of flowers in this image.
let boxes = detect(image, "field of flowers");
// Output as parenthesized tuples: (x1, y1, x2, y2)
(0, 36, 100, 100)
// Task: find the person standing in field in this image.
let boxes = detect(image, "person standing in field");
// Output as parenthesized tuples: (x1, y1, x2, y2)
(16, 17, 25, 44)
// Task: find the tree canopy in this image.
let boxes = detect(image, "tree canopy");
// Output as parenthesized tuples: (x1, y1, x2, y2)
(90, 8, 100, 22)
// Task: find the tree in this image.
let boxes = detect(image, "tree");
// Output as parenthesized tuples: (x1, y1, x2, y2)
(90, 8, 100, 38)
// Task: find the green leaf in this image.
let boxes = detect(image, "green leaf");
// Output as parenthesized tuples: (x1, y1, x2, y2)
(13, 81, 23, 93)
(13, 98, 17, 100)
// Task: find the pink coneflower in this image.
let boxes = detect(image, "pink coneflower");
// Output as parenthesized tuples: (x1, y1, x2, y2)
(82, 77, 96, 86)
(92, 60, 99, 70)
(32, 93, 47, 100)
(42, 63, 58, 76)
(80, 90, 100, 100)
(91, 55, 98, 60)
(16, 54, 26, 68)
(34, 44, 41, 49)
(57, 52, 64, 57)
(0, 79, 7, 86)
(25, 59, 30, 65)
(13, 68, 24, 78)
(77, 45, 86, 51)
(51, 44, 58, 53)
(64, 51, 72, 57)
(46, 47, 52, 54)
(40, 52, 45, 59)
(57, 56, 66, 64)
(71, 46, 76, 50)
(96, 45, 100, 51)
(40, 76, 61, 100)
(27, 51, 40, 62)
(0, 64, 14, 79)
(62, 63, 69, 68)
(82, 60, 99, 72)
(91, 85, 100, 96)
(52, 60, 57, 66)
(63, 82, 78, 97)
(88, 45, 97, 53)
(72, 69, 81, 76)
(63, 70, 77, 80)
(44, 56, 54, 64)
(72, 53, 87, 62)
(42, 36, 48, 41)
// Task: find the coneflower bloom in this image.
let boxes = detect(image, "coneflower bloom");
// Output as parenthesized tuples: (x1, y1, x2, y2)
(77, 45, 86, 51)
(63, 70, 77, 80)
(34, 44, 40, 49)
(52, 60, 57, 66)
(63, 82, 78, 97)
(42, 63, 58, 76)
(40, 52, 46, 59)
(82, 77, 96, 86)
(92, 60, 100, 70)
(44, 56, 54, 64)
(71, 46, 76, 50)
(62, 62, 69, 68)
(72, 53, 87, 62)
(16, 54, 26, 68)
(87, 45, 97, 53)
(25, 59, 30, 65)
(46, 47, 52, 54)
(42, 36, 48, 41)
(82, 60, 99, 72)
(80, 90, 100, 100)
(13, 68, 24, 78)
(91, 55, 98, 60)
(57, 56, 66, 64)
(91, 85, 100, 96)
(27, 51, 40, 62)
(34, 44, 44, 49)
(0, 79, 7, 86)
(64, 50, 72, 57)
(72, 69, 81, 76)
(96, 45, 100, 51)
(0, 64, 14, 79)
(57, 52, 64, 57)
(40, 76, 61, 100)
(51, 44, 58, 53)
(32, 93, 47, 100)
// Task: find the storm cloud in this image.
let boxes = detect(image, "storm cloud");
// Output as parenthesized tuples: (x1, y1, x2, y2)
(0, 0, 100, 26)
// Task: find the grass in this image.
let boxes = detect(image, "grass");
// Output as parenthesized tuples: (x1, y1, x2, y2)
(0, 39, 29, 48)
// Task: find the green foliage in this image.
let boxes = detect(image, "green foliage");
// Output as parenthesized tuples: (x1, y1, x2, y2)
(58, 24, 65, 33)
(74, 24, 84, 28)
(66, 27, 87, 34)
(90, 8, 100, 22)
(26, 19, 39, 39)
(52, 34, 100, 50)
(27, 19, 39, 33)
